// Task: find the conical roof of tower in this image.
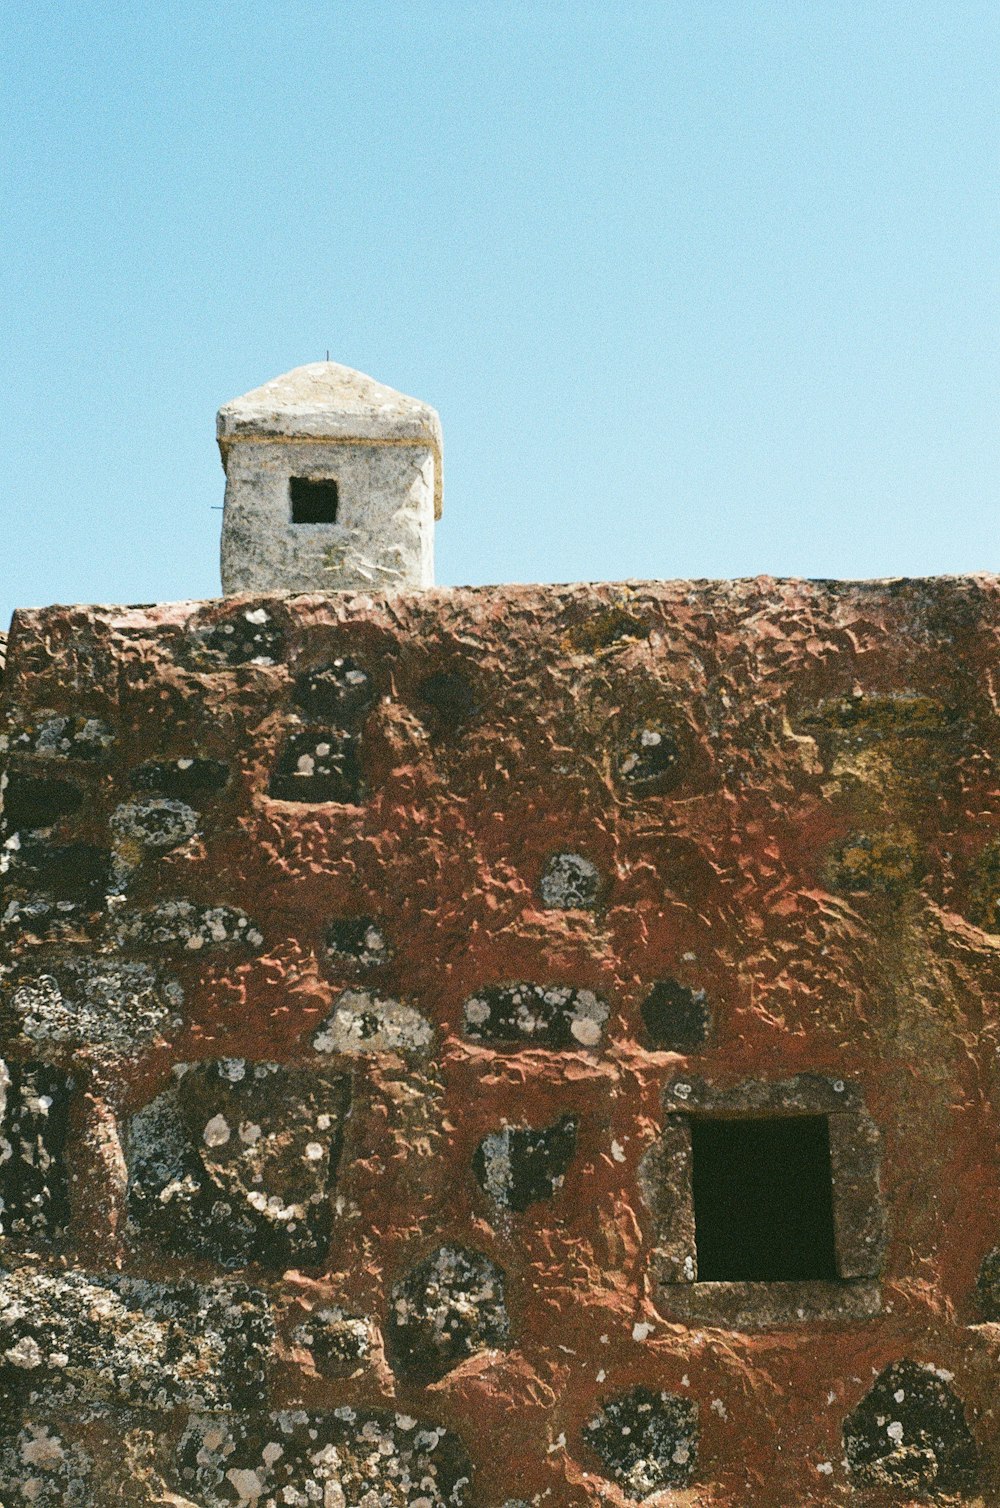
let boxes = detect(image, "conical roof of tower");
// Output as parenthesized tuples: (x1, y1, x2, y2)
(217, 362, 443, 517)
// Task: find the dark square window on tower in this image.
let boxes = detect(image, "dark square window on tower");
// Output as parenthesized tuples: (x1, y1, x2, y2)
(290, 477, 339, 524)
(691, 1116, 838, 1282)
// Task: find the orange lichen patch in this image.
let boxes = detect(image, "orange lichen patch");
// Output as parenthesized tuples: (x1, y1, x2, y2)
(826, 826, 923, 897)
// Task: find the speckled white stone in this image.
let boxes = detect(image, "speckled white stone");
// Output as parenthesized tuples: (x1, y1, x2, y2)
(217, 362, 442, 595)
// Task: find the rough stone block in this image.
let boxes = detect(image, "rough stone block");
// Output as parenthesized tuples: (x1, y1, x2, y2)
(127, 1059, 351, 1270)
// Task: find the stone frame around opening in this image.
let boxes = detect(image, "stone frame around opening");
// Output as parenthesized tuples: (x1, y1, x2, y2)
(639, 1074, 885, 1329)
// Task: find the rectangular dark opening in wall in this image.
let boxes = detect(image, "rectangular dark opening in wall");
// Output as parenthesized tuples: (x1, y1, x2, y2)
(290, 477, 339, 524)
(691, 1115, 837, 1282)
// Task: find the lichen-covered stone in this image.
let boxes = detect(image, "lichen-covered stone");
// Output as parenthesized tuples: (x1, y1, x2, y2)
(616, 724, 682, 794)
(114, 900, 263, 953)
(0, 893, 94, 945)
(640, 979, 710, 1051)
(127, 1059, 350, 1270)
(539, 853, 600, 910)
(388, 1245, 509, 1382)
(472, 1115, 577, 1212)
(110, 798, 200, 854)
(584, 1387, 699, 1496)
(463, 983, 608, 1048)
(268, 729, 363, 803)
(174, 1406, 472, 1508)
(324, 916, 391, 969)
(293, 658, 376, 724)
(843, 1359, 978, 1494)
(2, 958, 183, 1055)
(0, 1266, 272, 1411)
(1, 772, 84, 832)
(184, 606, 286, 668)
(4, 713, 114, 761)
(0, 1415, 97, 1507)
(128, 757, 229, 801)
(977, 1245, 1000, 1320)
(0, 1061, 72, 1242)
(313, 989, 432, 1054)
(291, 1305, 372, 1376)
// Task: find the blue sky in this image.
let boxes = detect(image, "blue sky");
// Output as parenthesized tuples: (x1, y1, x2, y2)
(2, 2, 998, 620)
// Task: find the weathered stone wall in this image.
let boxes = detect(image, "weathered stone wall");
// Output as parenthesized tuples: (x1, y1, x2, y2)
(0, 577, 998, 1506)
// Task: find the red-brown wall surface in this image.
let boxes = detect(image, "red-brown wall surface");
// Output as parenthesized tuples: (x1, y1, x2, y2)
(0, 577, 998, 1507)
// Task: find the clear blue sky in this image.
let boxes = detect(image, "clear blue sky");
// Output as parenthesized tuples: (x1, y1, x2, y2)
(2, 2, 998, 621)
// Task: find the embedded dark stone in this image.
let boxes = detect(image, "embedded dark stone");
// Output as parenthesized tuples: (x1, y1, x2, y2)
(0, 1267, 272, 1411)
(0, 837, 110, 906)
(324, 916, 390, 969)
(473, 1114, 577, 1211)
(187, 608, 285, 667)
(1, 773, 84, 831)
(127, 1059, 351, 1271)
(293, 659, 376, 725)
(617, 724, 683, 794)
(174, 1408, 473, 1508)
(417, 669, 480, 729)
(8, 714, 114, 761)
(291, 1306, 371, 1376)
(268, 730, 363, 804)
(539, 852, 601, 909)
(388, 1244, 509, 1382)
(0, 1061, 73, 1241)
(585, 1387, 699, 1495)
(462, 983, 608, 1049)
(978, 1245, 1000, 1320)
(843, 1359, 978, 1494)
(129, 757, 229, 801)
(640, 979, 710, 1051)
